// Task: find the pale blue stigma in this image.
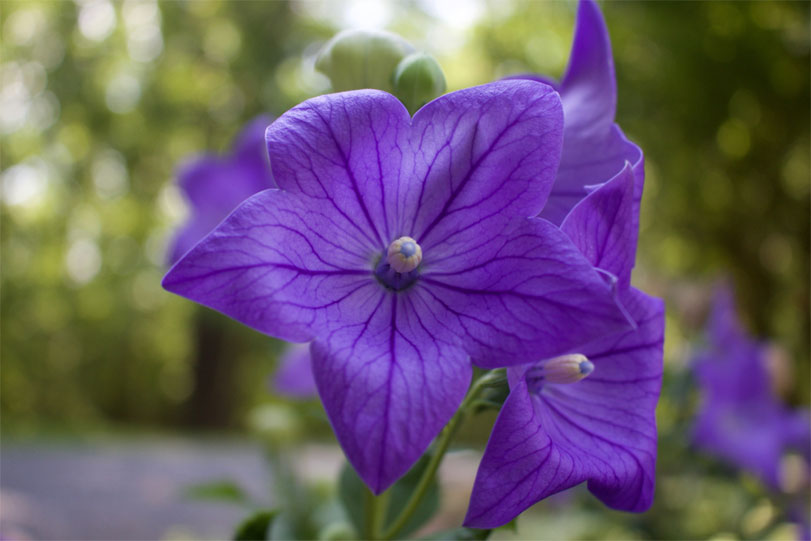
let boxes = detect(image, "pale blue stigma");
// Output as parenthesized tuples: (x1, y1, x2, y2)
(579, 359, 594, 375)
(399, 241, 418, 258)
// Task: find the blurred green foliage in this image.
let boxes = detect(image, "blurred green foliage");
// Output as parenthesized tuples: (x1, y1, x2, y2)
(0, 0, 333, 429)
(473, 0, 810, 405)
(1, 1, 808, 538)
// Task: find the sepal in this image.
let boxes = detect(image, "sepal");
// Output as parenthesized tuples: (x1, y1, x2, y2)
(315, 29, 414, 93)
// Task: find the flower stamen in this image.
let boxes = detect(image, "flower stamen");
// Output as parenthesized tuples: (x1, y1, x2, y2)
(526, 353, 594, 393)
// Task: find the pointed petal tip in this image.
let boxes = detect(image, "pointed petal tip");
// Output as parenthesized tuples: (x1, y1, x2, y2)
(560, 0, 616, 133)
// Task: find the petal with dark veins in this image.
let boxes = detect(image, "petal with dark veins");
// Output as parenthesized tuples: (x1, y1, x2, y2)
(407, 80, 563, 250)
(420, 217, 631, 366)
(312, 294, 471, 493)
(561, 162, 636, 291)
(163, 189, 378, 342)
(558, 0, 617, 138)
(465, 288, 664, 528)
(539, 0, 644, 226)
(266, 81, 563, 254)
(266, 91, 410, 251)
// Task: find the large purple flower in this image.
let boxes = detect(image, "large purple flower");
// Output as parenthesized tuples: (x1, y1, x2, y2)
(167, 115, 275, 265)
(692, 286, 811, 488)
(511, 0, 643, 229)
(163, 80, 632, 492)
(464, 165, 665, 528)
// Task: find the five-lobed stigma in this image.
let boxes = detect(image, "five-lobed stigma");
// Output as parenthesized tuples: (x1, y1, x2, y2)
(375, 235, 423, 291)
(386, 236, 423, 273)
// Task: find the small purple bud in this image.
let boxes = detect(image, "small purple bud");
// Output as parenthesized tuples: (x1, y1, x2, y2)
(530, 353, 594, 387)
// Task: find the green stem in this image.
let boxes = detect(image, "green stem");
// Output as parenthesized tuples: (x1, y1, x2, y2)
(364, 485, 390, 539)
(382, 370, 504, 540)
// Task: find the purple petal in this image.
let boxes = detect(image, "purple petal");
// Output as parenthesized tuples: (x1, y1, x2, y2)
(420, 217, 631, 366)
(692, 286, 772, 403)
(168, 115, 275, 264)
(560, 162, 636, 291)
(265, 91, 410, 251)
(273, 342, 317, 399)
(408, 80, 563, 249)
(266, 81, 563, 253)
(233, 115, 276, 167)
(707, 282, 748, 347)
(692, 340, 772, 404)
(465, 288, 664, 528)
(163, 189, 378, 342)
(692, 395, 793, 487)
(503, 73, 559, 91)
(311, 295, 471, 493)
(559, 0, 617, 138)
(785, 409, 811, 462)
(539, 0, 644, 225)
(691, 285, 809, 486)
(544, 123, 643, 227)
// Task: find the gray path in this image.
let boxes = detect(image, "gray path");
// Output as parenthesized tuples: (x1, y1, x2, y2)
(0, 437, 273, 541)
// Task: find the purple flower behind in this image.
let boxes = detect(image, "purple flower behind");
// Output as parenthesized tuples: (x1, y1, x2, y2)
(465, 165, 665, 528)
(273, 342, 317, 399)
(163, 80, 631, 493)
(167, 115, 275, 265)
(509, 0, 644, 229)
(692, 285, 811, 488)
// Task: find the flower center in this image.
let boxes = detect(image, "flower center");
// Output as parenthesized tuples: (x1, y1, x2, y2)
(526, 353, 594, 394)
(387, 236, 422, 272)
(374, 236, 423, 291)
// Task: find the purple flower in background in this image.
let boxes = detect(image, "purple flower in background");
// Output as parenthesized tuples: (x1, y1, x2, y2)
(465, 165, 665, 528)
(167, 115, 275, 265)
(163, 80, 632, 492)
(510, 0, 643, 228)
(273, 342, 317, 399)
(692, 285, 811, 488)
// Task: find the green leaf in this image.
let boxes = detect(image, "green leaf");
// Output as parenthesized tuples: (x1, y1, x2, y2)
(420, 527, 492, 540)
(337, 465, 365, 536)
(497, 518, 518, 533)
(385, 453, 441, 537)
(338, 453, 441, 538)
(183, 479, 249, 504)
(234, 510, 278, 541)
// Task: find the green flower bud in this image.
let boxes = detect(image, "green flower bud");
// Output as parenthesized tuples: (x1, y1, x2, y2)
(393, 52, 447, 115)
(315, 29, 414, 93)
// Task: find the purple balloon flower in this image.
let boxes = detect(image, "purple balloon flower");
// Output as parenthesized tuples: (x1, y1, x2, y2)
(163, 79, 632, 493)
(465, 165, 665, 528)
(510, 0, 643, 228)
(692, 285, 811, 488)
(167, 115, 275, 265)
(273, 342, 317, 399)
